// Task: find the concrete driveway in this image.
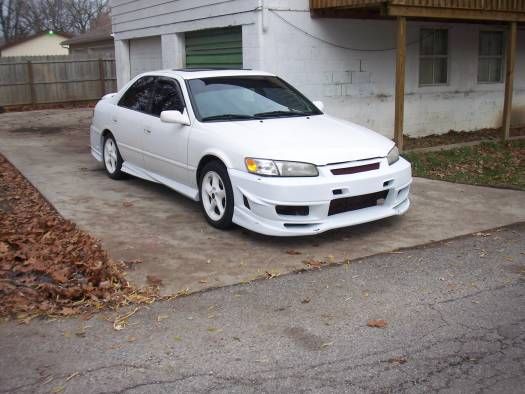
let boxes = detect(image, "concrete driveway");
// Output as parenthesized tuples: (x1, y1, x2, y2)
(1, 108, 524, 294)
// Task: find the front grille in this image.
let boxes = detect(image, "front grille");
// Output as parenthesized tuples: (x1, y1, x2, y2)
(328, 190, 388, 216)
(331, 162, 379, 175)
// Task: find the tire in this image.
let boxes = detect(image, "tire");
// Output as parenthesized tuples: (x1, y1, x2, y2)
(199, 161, 234, 229)
(102, 134, 125, 179)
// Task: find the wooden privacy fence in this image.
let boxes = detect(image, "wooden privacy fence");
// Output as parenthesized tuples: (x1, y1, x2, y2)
(0, 55, 116, 107)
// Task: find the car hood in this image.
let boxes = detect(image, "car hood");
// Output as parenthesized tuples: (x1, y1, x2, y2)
(201, 115, 394, 166)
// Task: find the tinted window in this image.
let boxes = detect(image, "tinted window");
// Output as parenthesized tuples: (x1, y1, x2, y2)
(151, 78, 185, 116)
(186, 76, 321, 122)
(118, 76, 155, 113)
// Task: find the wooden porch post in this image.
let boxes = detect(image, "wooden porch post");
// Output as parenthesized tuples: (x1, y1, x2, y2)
(502, 21, 517, 141)
(394, 16, 407, 151)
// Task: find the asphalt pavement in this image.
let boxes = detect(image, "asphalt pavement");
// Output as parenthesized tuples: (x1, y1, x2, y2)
(0, 223, 524, 393)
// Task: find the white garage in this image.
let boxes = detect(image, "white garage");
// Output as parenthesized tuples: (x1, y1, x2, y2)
(129, 36, 162, 78)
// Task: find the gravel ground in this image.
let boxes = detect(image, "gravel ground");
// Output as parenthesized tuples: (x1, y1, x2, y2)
(1, 223, 524, 393)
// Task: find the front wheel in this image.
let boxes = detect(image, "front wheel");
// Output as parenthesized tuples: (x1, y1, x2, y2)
(199, 162, 234, 229)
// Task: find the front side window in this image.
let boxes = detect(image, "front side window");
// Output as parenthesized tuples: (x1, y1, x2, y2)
(478, 31, 504, 83)
(186, 76, 322, 122)
(419, 29, 448, 86)
(150, 78, 185, 116)
(118, 76, 156, 113)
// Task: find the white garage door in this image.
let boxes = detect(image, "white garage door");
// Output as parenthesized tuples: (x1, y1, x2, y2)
(129, 36, 162, 77)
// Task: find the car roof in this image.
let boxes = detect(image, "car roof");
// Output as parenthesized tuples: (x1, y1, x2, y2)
(140, 68, 276, 80)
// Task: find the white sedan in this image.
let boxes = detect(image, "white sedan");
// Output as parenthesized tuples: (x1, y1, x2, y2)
(90, 69, 411, 236)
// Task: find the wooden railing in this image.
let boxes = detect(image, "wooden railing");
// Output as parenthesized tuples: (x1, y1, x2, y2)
(311, 0, 525, 12)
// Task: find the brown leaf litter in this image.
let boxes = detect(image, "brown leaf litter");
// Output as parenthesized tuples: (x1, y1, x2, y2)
(367, 319, 388, 329)
(0, 154, 176, 322)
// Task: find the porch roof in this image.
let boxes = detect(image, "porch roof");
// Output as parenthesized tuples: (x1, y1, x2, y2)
(310, 0, 525, 22)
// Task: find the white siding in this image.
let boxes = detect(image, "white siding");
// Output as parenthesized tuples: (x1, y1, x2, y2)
(110, 0, 259, 40)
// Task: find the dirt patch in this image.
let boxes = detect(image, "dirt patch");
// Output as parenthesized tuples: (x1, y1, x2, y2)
(405, 127, 525, 150)
(0, 154, 165, 322)
(3, 101, 96, 113)
(9, 126, 65, 135)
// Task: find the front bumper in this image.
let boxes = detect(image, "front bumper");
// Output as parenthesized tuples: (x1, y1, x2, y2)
(229, 157, 412, 236)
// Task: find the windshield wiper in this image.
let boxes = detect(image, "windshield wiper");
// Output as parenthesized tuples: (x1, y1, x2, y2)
(254, 110, 312, 118)
(201, 114, 257, 121)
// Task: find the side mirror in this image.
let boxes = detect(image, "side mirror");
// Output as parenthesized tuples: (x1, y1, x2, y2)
(160, 109, 191, 126)
(313, 100, 325, 112)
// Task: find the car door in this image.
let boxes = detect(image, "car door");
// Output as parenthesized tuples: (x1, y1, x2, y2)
(142, 77, 190, 185)
(113, 76, 156, 168)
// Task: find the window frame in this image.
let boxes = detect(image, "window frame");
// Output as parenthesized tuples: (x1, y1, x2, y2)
(117, 76, 156, 115)
(418, 28, 450, 87)
(150, 76, 187, 118)
(477, 30, 505, 84)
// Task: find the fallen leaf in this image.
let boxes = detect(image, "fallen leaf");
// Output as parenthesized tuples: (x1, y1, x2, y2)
(157, 314, 168, 322)
(265, 270, 280, 279)
(113, 307, 139, 331)
(0, 241, 9, 253)
(388, 356, 407, 364)
(321, 341, 333, 349)
(367, 319, 388, 329)
(146, 275, 163, 286)
(302, 259, 326, 269)
(475, 232, 491, 237)
(301, 298, 311, 304)
(207, 327, 222, 333)
(285, 250, 301, 255)
(122, 201, 133, 207)
(65, 371, 79, 381)
(51, 386, 64, 393)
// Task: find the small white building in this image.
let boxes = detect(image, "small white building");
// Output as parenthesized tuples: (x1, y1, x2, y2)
(110, 0, 525, 139)
(0, 31, 71, 57)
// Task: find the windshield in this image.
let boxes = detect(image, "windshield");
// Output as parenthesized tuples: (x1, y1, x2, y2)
(186, 76, 322, 122)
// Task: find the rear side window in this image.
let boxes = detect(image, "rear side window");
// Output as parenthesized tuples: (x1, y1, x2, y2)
(150, 78, 185, 116)
(118, 76, 156, 113)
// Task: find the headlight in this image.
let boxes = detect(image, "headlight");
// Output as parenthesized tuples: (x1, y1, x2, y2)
(387, 146, 399, 165)
(245, 158, 318, 177)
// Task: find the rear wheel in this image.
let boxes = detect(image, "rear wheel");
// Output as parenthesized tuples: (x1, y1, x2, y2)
(103, 134, 125, 179)
(199, 162, 234, 229)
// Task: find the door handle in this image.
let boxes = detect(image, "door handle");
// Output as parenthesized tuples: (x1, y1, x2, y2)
(144, 129, 152, 134)
(112, 117, 118, 123)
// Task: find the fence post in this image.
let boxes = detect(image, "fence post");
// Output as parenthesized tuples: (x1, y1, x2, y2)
(98, 58, 105, 97)
(26, 60, 36, 105)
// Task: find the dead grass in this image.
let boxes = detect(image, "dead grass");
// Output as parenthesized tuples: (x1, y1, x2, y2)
(404, 140, 525, 190)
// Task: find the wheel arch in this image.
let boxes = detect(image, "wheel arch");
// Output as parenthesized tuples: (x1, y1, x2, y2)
(196, 153, 231, 185)
(100, 128, 114, 149)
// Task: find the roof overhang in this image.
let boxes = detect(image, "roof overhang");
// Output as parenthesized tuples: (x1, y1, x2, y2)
(310, 0, 525, 23)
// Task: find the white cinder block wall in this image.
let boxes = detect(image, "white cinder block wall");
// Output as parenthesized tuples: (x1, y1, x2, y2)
(259, 0, 525, 137)
(110, 0, 525, 137)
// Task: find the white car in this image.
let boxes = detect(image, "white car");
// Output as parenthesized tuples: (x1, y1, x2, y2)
(90, 69, 411, 236)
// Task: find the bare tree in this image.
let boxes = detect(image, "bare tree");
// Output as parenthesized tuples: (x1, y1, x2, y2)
(0, 0, 32, 41)
(26, 0, 73, 33)
(67, 0, 108, 33)
(21, 0, 108, 36)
